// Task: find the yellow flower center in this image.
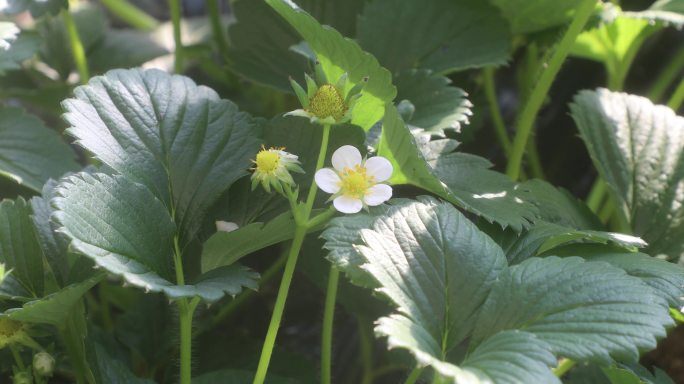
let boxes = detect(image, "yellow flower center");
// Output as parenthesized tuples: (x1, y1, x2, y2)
(0, 318, 21, 338)
(255, 150, 280, 174)
(307, 84, 347, 121)
(339, 165, 374, 199)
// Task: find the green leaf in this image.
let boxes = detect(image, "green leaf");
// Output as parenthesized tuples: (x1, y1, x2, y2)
(266, 0, 396, 131)
(489, 0, 586, 34)
(62, 68, 261, 244)
(30, 179, 71, 284)
(4, 273, 102, 326)
(0, 198, 44, 298)
(0, 0, 67, 17)
(473, 256, 672, 364)
(324, 198, 558, 382)
(378, 105, 538, 230)
(88, 29, 169, 73)
(0, 106, 79, 192)
(571, 15, 656, 65)
(487, 221, 645, 265)
(356, 0, 511, 74)
(394, 70, 472, 137)
(53, 172, 258, 302)
(551, 245, 684, 308)
(91, 341, 155, 384)
(571, 89, 684, 260)
(603, 363, 675, 384)
(201, 209, 328, 273)
(520, 179, 603, 230)
(0, 22, 19, 50)
(0, 30, 40, 74)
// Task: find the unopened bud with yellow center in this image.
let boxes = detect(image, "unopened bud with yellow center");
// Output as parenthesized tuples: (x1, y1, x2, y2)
(287, 63, 367, 125)
(251, 147, 304, 194)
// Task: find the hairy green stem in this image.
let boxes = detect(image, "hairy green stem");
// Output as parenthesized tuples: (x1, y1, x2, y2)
(482, 67, 512, 156)
(178, 297, 199, 384)
(99, 0, 158, 30)
(169, 0, 184, 73)
(404, 367, 424, 384)
(358, 317, 374, 384)
(667, 77, 684, 111)
(62, 9, 89, 84)
(506, 0, 597, 181)
(321, 267, 340, 384)
(253, 124, 332, 384)
(553, 358, 576, 377)
(649, 46, 684, 102)
(206, 0, 229, 59)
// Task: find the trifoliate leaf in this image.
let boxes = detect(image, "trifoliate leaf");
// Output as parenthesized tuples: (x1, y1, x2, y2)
(571, 89, 684, 260)
(266, 0, 396, 131)
(53, 173, 258, 302)
(394, 69, 472, 137)
(357, 0, 511, 74)
(473, 256, 672, 364)
(62, 68, 261, 244)
(0, 106, 79, 192)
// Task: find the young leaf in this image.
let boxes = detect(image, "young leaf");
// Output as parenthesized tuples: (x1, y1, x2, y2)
(62, 68, 261, 244)
(53, 172, 258, 302)
(357, 0, 511, 74)
(265, 0, 396, 131)
(571, 89, 684, 260)
(0, 198, 44, 298)
(394, 69, 472, 137)
(0, 106, 79, 192)
(473, 256, 672, 364)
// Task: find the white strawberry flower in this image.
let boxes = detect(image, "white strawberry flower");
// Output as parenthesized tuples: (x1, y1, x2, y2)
(314, 145, 393, 214)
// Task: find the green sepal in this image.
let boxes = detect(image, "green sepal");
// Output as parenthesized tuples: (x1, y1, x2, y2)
(345, 77, 367, 103)
(305, 73, 318, 98)
(335, 72, 348, 94)
(314, 60, 328, 85)
(289, 77, 309, 108)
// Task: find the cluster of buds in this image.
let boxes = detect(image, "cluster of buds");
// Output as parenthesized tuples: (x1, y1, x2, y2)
(250, 64, 392, 214)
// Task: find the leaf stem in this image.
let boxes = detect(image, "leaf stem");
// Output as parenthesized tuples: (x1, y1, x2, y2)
(505, 0, 597, 181)
(10, 344, 25, 370)
(404, 367, 424, 384)
(99, 0, 158, 30)
(321, 267, 340, 384)
(553, 358, 576, 377)
(586, 178, 608, 212)
(206, 0, 229, 59)
(177, 297, 199, 384)
(169, 0, 184, 73)
(482, 67, 511, 157)
(62, 8, 89, 84)
(254, 123, 333, 384)
(357, 317, 374, 384)
(649, 45, 684, 102)
(666, 76, 684, 111)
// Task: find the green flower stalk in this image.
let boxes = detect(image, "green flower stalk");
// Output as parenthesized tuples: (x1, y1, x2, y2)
(287, 64, 367, 125)
(251, 147, 304, 194)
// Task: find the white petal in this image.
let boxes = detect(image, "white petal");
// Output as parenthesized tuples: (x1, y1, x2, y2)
(332, 145, 362, 172)
(364, 184, 392, 206)
(315, 168, 341, 194)
(216, 221, 239, 232)
(333, 195, 363, 214)
(364, 156, 393, 182)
